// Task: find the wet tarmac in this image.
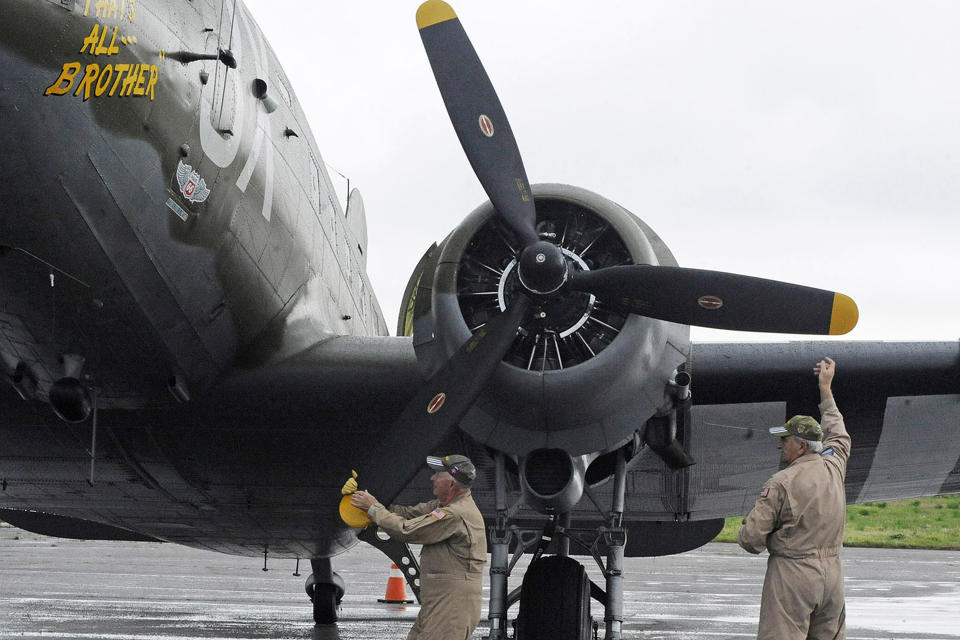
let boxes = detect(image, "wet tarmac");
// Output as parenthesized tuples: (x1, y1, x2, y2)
(1, 523, 958, 639)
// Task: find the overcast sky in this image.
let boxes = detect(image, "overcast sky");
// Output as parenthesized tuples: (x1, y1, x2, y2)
(243, 1, 959, 342)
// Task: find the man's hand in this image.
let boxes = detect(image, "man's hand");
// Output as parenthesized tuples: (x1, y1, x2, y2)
(351, 490, 377, 511)
(814, 357, 835, 400)
(341, 470, 358, 495)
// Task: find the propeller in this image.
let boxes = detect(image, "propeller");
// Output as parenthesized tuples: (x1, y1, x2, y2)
(415, 0, 859, 337)
(362, 296, 530, 504)
(348, 1, 858, 512)
(416, 0, 538, 246)
(569, 266, 859, 335)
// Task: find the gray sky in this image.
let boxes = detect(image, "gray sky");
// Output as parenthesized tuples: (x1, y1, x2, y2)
(243, 1, 959, 342)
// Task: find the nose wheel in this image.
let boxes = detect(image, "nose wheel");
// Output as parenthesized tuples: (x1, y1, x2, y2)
(487, 451, 627, 640)
(311, 582, 340, 625)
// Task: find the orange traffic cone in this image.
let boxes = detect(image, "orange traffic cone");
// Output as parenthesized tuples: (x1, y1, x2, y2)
(377, 563, 414, 603)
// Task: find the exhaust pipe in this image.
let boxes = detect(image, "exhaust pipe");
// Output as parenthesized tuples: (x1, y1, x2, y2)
(49, 378, 91, 423)
(645, 369, 696, 470)
(49, 354, 91, 423)
(645, 413, 695, 470)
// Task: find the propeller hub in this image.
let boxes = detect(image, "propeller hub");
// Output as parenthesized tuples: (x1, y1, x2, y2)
(518, 241, 568, 295)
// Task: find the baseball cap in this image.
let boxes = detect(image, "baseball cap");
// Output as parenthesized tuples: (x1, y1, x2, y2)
(769, 415, 823, 441)
(426, 454, 477, 487)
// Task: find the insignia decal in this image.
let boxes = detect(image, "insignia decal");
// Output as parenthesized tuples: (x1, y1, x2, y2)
(760, 488, 769, 497)
(697, 295, 723, 310)
(430, 508, 446, 520)
(176, 160, 211, 203)
(821, 447, 835, 456)
(478, 114, 494, 137)
(427, 392, 447, 414)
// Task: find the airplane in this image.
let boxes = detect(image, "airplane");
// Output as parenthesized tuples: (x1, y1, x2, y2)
(2, 0, 959, 638)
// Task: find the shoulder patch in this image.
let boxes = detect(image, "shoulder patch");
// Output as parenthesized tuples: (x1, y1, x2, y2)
(430, 508, 447, 520)
(760, 487, 769, 497)
(821, 447, 835, 456)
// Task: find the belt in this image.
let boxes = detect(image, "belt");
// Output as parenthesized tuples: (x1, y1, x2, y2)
(770, 546, 841, 559)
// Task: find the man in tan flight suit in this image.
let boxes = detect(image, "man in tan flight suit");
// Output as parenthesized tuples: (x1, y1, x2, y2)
(349, 454, 486, 640)
(738, 357, 851, 640)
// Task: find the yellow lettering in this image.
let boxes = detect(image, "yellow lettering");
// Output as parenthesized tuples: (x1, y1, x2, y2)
(121, 63, 139, 95)
(133, 64, 147, 96)
(95, 25, 120, 56)
(74, 63, 101, 101)
(94, 25, 108, 55)
(109, 63, 129, 95)
(95, 64, 113, 96)
(106, 0, 118, 19)
(80, 24, 100, 54)
(44, 62, 82, 95)
(127, 0, 136, 22)
(109, 26, 120, 55)
(146, 65, 158, 100)
(94, 0, 108, 18)
(43, 61, 154, 100)
(84, 0, 91, 17)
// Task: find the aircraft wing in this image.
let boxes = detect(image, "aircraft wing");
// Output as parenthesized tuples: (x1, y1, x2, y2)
(606, 340, 960, 523)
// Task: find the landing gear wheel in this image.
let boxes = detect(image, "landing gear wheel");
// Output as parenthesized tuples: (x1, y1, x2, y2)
(311, 583, 340, 625)
(515, 555, 592, 640)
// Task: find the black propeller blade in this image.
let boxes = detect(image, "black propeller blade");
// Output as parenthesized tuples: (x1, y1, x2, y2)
(569, 265, 858, 335)
(416, 1, 539, 247)
(361, 296, 531, 504)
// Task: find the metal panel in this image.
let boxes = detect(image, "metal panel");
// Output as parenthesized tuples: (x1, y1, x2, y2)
(857, 394, 960, 502)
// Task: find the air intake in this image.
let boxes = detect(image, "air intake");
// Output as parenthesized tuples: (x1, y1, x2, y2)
(523, 448, 573, 496)
(519, 449, 588, 513)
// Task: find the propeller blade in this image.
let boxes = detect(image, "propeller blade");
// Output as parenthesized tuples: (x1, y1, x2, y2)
(362, 296, 530, 504)
(416, 1, 539, 246)
(569, 266, 858, 335)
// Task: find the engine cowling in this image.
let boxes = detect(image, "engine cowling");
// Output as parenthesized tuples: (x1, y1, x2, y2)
(402, 184, 691, 457)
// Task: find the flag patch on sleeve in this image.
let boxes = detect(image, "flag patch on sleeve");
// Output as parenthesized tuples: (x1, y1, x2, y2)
(760, 488, 769, 497)
(430, 509, 446, 520)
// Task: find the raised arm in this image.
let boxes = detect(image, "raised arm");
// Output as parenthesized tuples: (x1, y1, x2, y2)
(814, 357, 851, 469)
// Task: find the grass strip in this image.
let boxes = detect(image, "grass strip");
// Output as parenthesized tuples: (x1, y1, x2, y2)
(714, 494, 960, 550)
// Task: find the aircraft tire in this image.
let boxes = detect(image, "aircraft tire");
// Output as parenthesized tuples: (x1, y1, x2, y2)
(312, 583, 340, 625)
(515, 555, 592, 640)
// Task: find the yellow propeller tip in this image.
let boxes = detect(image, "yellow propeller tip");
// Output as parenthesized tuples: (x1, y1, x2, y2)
(829, 293, 859, 335)
(417, 0, 457, 29)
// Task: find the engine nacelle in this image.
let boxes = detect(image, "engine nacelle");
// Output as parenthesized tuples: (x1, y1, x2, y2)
(404, 184, 690, 456)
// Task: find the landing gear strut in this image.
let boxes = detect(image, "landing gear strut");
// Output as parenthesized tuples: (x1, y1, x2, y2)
(487, 451, 628, 640)
(306, 558, 345, 624)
